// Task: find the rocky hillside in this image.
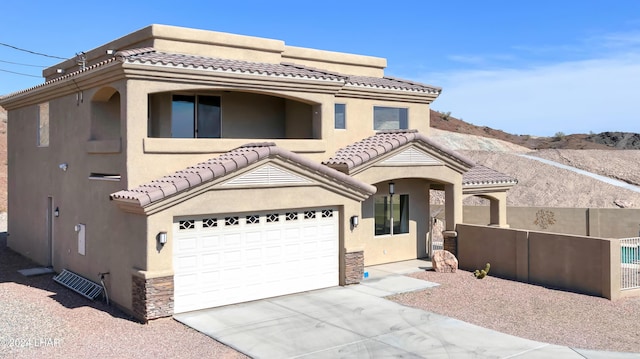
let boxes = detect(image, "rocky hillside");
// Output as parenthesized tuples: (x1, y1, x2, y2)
(459, 150, 640, 208)
(430, 110, 639, 150)
(586, 132, 640, 149)
(429, 109, 640, 208)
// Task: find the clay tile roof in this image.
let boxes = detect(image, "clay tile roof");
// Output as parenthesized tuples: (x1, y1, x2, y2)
(323, 130, 475, 171)
(462, 165, 518, 186)
(0, 48, 441, 100)
(121, 49, 345, 81)
(110, 143, 375, 207)
(346, 76, 441, 94)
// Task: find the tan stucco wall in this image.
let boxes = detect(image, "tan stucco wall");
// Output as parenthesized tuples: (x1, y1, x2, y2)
(359, 178, 430, 265)
(352, 162, 464, 265)
(44, 25, 386, 81)
(121, 80, 434, 188)
(457, 225, 529, 281)
(5, 84, 151, 311)
(457, 224, 617, 299)
(464, 206, 640, 238)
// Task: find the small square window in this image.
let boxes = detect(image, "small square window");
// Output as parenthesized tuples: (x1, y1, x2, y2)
(334, 104, 346, 129)
(322, 209, 333, 218)
(266, 213, 279, 223)
(179, 220, 195, 230)
(246, 215, 259, 224)
(225, 216, 239, 226)
(286, 212, 298, 221)
(304, 211, 316, 219)
(203, 218, 218, 228)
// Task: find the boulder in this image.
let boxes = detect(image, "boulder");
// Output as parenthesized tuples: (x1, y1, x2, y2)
(431, 250, 458, 273)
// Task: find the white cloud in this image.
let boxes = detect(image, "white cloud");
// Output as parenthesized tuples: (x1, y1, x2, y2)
(425, 53, 640, 136)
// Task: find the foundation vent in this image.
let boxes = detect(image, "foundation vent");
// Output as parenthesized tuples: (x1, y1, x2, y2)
(53, 269, 103, 300)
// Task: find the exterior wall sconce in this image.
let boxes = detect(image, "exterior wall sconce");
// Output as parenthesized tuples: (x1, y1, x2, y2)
(54, 207, 60, 217)
(350, 215, 359, 228)
(389, 182, 395, 196)
(157, 231, 168, 245)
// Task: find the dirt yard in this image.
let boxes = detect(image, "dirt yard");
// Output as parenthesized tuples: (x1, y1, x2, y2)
(0, 233, 248, 359)
(390, 269, 640, 353)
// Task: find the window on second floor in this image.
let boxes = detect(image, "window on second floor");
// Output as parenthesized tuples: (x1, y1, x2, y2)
(37, 102, 49, 147)
(334, 103, 346, 129)
(373, 106, 408, 131)
(374, 194, 409, 236)
(172, 95, 221, 138)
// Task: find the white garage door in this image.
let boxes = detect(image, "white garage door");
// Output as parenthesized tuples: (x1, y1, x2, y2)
(173, 208, 339, 313)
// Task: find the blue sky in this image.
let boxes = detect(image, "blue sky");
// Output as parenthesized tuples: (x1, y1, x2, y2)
(1, 1, 639, 136)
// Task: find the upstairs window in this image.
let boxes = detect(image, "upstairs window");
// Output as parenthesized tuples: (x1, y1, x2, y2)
(334, 103, 346, 129)
(172, 95, 221, 138)
(373, 106, 408, 130)
(37, 102, 49, 147)
(374, 194, 409, 236)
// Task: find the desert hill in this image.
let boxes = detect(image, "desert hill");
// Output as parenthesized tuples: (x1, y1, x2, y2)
(428, 110, 640, 208)
(430, 110, 640, 150)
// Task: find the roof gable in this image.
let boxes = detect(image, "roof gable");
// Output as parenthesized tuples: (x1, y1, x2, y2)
(221, 163, 311, 186)
(379, 147, 443, 166)
(110, 143, 375, 212)
(323, 130, 475, 174)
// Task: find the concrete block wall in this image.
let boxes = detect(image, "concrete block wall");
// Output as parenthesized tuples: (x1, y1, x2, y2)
(457, 224, 621, 300)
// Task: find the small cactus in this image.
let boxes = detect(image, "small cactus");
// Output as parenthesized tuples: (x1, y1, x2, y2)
(474, 263, 491, 279)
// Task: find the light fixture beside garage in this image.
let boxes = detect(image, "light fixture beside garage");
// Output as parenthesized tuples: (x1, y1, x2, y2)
(350, 215, 359, 228)
(389, 182, 395, 195)
(157, 231, 168, 245)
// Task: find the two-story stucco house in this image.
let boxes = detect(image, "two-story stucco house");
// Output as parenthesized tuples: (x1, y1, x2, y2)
(0, 25, 515, 322)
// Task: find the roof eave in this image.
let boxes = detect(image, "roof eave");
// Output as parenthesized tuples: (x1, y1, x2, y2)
(463, 182, 518, 194)
(337, 85, 440, 104)
(0, 61, 124, 109)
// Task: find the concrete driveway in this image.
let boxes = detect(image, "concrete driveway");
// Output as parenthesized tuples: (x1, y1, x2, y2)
(174, 261, 637, 358)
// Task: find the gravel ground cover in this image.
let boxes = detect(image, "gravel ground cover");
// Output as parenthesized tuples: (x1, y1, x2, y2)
(389, 269, 640, 353)
(3, 226, 640, 356)
(0, 233, 248, 359)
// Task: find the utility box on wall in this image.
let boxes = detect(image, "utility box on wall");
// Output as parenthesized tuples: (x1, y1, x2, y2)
(75, 224, 86, 255)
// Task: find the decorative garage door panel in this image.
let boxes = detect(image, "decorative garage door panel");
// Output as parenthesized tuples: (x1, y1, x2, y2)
(173, 208, 339, 313)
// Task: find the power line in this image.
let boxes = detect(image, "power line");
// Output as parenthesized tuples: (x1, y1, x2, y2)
(0, 67, 41, 78)
(0, 42, 66, 60)
(0, 59, 47, 68)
